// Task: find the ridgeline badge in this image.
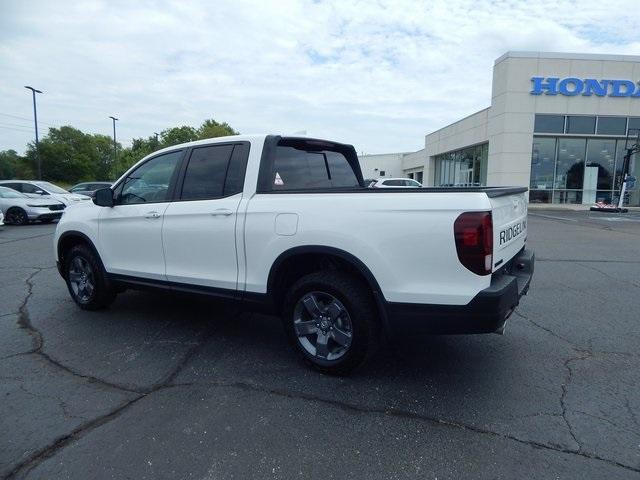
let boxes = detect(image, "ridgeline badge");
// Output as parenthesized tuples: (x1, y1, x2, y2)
(530, 77, 640, 97)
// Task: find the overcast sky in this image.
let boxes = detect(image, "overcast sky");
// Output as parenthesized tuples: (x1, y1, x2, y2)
(1, 0, 639, 155)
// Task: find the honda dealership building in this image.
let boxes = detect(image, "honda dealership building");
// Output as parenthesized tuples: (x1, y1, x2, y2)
(359, 51, 640, 206)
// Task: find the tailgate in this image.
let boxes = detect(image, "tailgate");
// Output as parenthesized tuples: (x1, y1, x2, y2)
(489, 190, 528, 271)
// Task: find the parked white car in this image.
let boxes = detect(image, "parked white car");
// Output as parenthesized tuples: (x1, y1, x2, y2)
(370, 177, 422, 188)
(0, 210, 4, 226)
(0, 186, 65, 225)
(0, 180, 90, 206)
(54, 134, 533, 374)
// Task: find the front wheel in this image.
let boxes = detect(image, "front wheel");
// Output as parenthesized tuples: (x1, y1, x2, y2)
(283, 271, 379, 375)
(64, 244, 116, 310)
(6, 207, 28, 225)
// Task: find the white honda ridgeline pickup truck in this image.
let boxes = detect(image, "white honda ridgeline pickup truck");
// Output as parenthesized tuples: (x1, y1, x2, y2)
(54, 135, 534, 374)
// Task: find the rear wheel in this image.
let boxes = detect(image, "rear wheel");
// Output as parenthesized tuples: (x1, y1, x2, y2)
(6, 207, 28, 225)
(64, 244, 116, 310)
(283, 271, 379, 375)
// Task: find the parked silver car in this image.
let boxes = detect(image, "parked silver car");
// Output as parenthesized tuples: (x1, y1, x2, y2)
(0, 186, 65, 225)
(0, 180, 90, 206)
(68, 181, 113, 197)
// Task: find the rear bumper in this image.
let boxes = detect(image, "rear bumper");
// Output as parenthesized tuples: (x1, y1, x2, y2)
(384, 249, 534, 335)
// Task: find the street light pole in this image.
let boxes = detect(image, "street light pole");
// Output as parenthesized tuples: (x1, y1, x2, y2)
(109, 116, 118, 164)
(25, 86, 43, 179)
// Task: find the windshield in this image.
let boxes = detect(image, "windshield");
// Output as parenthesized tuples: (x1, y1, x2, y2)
(0, 187, 26, 198)
(35, 181, 69, 194)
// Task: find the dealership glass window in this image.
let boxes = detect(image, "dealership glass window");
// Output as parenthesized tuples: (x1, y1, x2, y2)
(529, 135, 639, 207)
(628, 117, 640, 135)
(534, 115, 565, 134)
(566, 116, 595, 134)
(530, 138, 556, 190)
(553, 189, 583, 205)
(555, 138, 586, 191)
(433, 143, 487, 187)
(596, 117, 626, 136)
(585, 139, 616, 190)
(529, 190, 552, 204)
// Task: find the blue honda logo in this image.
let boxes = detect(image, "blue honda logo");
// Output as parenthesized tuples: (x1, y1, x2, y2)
(531, 77, 640, 97)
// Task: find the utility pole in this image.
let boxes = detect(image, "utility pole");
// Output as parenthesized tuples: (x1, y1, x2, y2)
(154, 132, 160, 148)
(24, 86, 43, 179)
(109, 116, 118, 164)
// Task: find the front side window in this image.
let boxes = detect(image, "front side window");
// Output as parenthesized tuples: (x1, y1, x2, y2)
(23, 183, 47, 195)
(271, 143, 359, 190)
(117, 150, 182, 205)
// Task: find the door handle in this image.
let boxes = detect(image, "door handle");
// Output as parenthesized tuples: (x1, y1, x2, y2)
(211, 209, 233, 216)
(145, 211, 161, 219)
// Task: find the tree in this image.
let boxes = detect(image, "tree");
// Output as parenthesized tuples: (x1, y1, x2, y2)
(24, 126, 122, 183)
(0, 150, 33, 179)
(198, 119, 238, 139)
(112, 119, 240, 179)
(2, 117, 239, 184)
(160, 126, 199, 147)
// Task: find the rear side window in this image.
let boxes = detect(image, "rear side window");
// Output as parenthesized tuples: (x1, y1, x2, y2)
(224, 143, 250, 196)
(180, 143, 249, 200)
(2, 182, 22, 192)
(272, 144, 359, 190)
(383, 180, 404, 186)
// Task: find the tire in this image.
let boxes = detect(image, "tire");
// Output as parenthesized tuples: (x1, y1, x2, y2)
(283, 270, 380, 375)
(6, 207, 28, 226)
(64, 244, 116, 310)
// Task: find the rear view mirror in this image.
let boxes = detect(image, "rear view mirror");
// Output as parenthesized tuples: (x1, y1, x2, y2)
(93, 187, 114, 207)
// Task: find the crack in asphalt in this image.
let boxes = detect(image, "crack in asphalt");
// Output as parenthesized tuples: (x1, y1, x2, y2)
(560, 353, 590, 453)
(5, 267, 236, 479)
(0, 232, 55, 245)
(512, 309, 640, 469)
(536, 258, 640, 263)
(577, 261, 640, 289)
(166, 379, 640, 474)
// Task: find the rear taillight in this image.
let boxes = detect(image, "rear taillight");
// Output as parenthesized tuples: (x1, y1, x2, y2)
(454, 211, 493, 276)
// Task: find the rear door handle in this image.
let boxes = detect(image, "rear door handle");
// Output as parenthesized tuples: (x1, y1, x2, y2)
(211, 209, 233, 216)
(145, 211, 161, 219)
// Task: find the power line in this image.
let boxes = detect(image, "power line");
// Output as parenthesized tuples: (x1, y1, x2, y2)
(0, 124, 35, 133)
(0, 112, 58, 127)
(0, 121, 42, 130)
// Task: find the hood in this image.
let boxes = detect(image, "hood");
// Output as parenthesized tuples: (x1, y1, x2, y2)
(61, 193, 91, 201)
(23, 198, 65, 207)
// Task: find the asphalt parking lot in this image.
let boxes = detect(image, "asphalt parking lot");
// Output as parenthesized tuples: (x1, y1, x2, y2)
(1, 210, 639, 479)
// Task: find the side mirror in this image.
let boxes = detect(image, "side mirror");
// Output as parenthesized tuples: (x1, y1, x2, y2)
(93, 188, 114, 207)
(35, 189, 48, 195)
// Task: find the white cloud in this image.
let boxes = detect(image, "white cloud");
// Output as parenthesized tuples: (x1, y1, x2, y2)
(1, 0, 639, 155)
